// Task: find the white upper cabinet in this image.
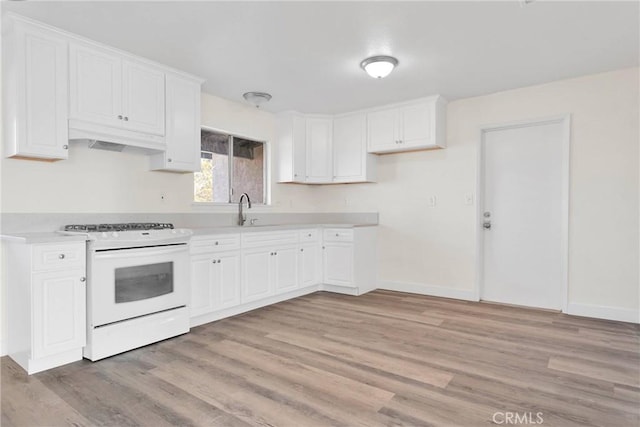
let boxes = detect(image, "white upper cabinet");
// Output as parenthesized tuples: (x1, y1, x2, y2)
(305, 117, 333, 183)
(277, 112, 375, 184)
(3, 18, 69, 160)
(121, 61, 165, 135)
(367, 95, 447, 154)
(69, 43, 165, 136)
(332, 113, 376, 183)
(150, 74, 202, 172)
(276, 113, 306, 183)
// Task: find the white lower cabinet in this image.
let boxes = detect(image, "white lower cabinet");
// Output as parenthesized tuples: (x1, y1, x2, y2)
(299, 243, 321, 287)
(322, 227, 377, 295)
(189, 226, 375, 322)
(241, 244, 298, 303)
(5, 240, 87, 374)
(190, 251, 241, 317)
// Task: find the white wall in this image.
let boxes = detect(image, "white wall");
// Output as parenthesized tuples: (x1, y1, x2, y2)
(1, 68, 637, 322)
(309, 67, 639, 320)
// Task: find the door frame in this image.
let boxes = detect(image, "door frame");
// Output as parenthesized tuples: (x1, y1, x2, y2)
(474, 114, 571, 312)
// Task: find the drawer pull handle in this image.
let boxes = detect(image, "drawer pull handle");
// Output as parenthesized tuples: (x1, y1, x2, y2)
(80, 277, 86, 282)
(59, 254, 65, 259)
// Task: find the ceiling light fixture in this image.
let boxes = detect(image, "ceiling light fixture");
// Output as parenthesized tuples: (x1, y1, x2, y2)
(243, 91, 272, 108)
(360, 55, 399, 79)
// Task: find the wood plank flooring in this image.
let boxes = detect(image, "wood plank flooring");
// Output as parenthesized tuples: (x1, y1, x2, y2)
(2, 290, 639, 426)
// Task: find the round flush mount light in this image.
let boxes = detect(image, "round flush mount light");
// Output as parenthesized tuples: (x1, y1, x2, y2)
(360, 55, 399, 79)
(243, 91, 272, 108)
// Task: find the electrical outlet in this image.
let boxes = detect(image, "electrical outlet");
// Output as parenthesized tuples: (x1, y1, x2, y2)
(427, 195, 436, 207)
(465, 193, 474, 206)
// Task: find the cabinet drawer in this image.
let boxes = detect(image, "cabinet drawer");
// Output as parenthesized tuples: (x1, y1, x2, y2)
(242, 231, 298, 248)
(32, 242, 86, 271)
(299, 229, 320, 243)
(190, 234, 240, 254)
(323, 228, 354, 242)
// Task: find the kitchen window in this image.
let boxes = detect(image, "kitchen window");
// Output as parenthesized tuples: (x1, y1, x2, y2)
(194, 128, 267, 204)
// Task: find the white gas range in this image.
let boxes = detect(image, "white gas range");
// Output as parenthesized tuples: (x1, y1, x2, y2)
(61, 223, 193, 360)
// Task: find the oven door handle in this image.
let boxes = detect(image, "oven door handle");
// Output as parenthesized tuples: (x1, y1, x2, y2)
(94, 246, 187, 260)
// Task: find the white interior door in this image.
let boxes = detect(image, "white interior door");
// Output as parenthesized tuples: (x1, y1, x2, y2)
(481, 119, 567, 310)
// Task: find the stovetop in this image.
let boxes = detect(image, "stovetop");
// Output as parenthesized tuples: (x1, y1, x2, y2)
(63, 222, 174, 232)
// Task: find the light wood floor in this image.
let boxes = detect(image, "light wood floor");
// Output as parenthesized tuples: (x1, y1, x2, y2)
(2, 290, 639, 427)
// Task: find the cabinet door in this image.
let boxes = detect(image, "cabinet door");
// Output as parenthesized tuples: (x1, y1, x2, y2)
(323, 243, 354, 287)
(333, 113, 367, 182)
(122, 61, 165, 135)
(69, 43, 122, 128)
(273, 246, 298, 293)
(190, 255, 214, 317)
(367, 108, 398, 153)
(32, 269, 86, 358)
(305, 118, 333, 183)
(214, 252, 241, 309)
(299, 244, 320, 288)
(400, 102, 432, 147)
(241, 248, 272, 303)
(161, 75, 201, 172)
(9, 22, 69, 159)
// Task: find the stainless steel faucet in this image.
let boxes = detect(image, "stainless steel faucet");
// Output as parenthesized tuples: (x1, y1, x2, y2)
(238, 193, 252, 226)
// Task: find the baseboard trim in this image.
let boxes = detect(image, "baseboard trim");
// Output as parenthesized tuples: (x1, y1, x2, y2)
(377, 280, 478, 302)
(566, 302, 639, 324)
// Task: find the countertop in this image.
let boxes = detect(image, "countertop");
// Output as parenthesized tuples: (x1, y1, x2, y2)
(1, 223, 377, 244)
(189, 223, 376, 236)
(0, 232, 90, 244)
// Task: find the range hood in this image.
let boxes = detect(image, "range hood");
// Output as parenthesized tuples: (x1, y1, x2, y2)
(68, 119, 165, 154)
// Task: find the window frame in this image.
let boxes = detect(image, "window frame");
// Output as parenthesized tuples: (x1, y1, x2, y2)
(193, 125, 270, 207)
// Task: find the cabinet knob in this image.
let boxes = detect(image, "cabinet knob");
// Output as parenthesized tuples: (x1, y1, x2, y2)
(274, 252, 277, 256)
(80, 277, 86, 282)
(335, 233, 339, 237)
(308, 233, 311, 237)
(214, 241, 219, 245)
(118, 115, 123, 120)
(168, 158, 173, 163)
(322, 246, 325, 250)
(124, 116, 129, 121)
(300, 248, 304, 252)
(217, 259, 221, 263)
(62, 145, 68, 150)
(212, 260, 216, 264)
(58, 254, 65, 259)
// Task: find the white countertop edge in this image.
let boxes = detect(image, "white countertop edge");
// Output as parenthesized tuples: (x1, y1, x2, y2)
(1, 224, 378, 243)
(1, 232, 90, 244)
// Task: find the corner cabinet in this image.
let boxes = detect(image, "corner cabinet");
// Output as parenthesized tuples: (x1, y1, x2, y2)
(277, 113, 376, 184)
(2, 17, 70, 160)
(367, 95, 447, 154)
(150, 74, 202, 172)
(4, 239, 87, 374)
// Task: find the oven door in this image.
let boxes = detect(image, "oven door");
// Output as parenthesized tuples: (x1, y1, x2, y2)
(90, 244, 189, 327)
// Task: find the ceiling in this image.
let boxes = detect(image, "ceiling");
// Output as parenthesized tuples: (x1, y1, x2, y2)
(3, 1, 638, 114)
